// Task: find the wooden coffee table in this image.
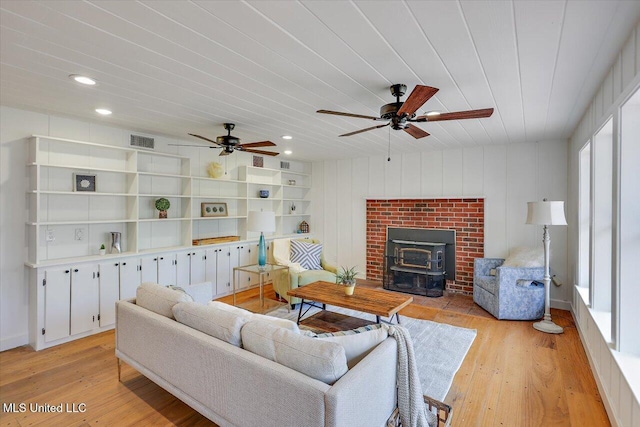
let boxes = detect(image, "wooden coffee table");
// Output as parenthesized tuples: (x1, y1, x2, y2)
(287, 281, 413, 325)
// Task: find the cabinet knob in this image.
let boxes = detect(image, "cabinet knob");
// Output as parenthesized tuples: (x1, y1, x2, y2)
(154, 258, 157, 261)
(115, 263, 119, 266)
(160, 257, 164, 260)
(122, 262, 126, 266)
(74, 269, 78, 272)
(65, 270, 70, 274)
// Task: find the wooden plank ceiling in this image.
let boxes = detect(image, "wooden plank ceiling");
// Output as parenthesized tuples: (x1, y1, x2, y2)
(1, 0, 638, 160)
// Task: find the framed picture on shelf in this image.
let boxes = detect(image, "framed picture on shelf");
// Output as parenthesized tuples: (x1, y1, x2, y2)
(252, 155, 264, 168)
(73, 173, 96, 192)
(201, 202, 228, 218)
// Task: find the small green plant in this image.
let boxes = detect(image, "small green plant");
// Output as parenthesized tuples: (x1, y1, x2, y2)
(155, 198, 170, 211)
(100, 244, 105, 250)
(336, 266, 358, 286)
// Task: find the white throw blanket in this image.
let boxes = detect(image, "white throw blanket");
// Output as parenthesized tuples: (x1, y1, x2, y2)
(388, 325, 437, 427)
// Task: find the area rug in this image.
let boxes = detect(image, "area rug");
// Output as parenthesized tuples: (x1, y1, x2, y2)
(268, 305, 477, 401)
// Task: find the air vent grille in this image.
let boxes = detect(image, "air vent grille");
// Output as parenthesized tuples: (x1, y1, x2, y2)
(130, 134, 155, 149)
(280, 161, 290, 170)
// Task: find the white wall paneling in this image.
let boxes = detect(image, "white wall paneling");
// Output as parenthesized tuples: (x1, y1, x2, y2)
(568, 21, 640, 427)
(312, 141, 568, 306)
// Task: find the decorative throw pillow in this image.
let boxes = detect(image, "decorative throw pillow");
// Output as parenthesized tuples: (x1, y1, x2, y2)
(241, 320, 348, 384)
(314, 324, 389, 369)
(501, 247, 544, 268)
(290, 240, 323, 270)
(136, 282, 193, 319)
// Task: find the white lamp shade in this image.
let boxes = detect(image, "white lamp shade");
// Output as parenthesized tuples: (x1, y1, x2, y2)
(526, 201, 567, 225)
(247, 211, 276, 233)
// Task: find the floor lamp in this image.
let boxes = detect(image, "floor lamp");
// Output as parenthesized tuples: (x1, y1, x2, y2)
(526, 199, 567, 334)
(247, 210, 276, 270)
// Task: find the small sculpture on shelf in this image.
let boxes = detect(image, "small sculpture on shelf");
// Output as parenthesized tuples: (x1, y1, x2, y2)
(155, 198, 170, 219)
(99, 244, 106, 256)
(290, 202, 296, 215)
(207, 162, 224, 179)
(299, 221, 309, 233)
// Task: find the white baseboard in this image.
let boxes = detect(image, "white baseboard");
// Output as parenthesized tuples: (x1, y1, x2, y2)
(0, 333, 28, 352)
(571, 303, 619, 427)
(550, 298, 571, 311)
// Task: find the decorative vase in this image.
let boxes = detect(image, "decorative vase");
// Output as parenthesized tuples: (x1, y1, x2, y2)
(344, 283, 355, 296)
(110, 232, 122, 254)
(99, 249, 106, 256)
(258, 232, 267, 269)
(259, 190, 269, 198)
(159, 210, 168, 219)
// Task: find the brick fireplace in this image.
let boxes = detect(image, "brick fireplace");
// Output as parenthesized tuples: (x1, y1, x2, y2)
(366, 198, 484, 295)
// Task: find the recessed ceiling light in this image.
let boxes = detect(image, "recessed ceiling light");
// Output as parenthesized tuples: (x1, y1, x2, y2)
(95, 108, 112, 115)
(281, 135, 293, 140)
(425, 110, 441, 117)
(284, 150, 292, 155)
(69, 74, 96, 85)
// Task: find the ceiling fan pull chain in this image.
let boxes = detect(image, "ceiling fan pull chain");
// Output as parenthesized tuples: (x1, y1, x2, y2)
(387, 126, 391, 162)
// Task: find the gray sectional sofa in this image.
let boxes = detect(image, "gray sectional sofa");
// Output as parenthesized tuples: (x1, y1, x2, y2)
(115, 287, 399, 427)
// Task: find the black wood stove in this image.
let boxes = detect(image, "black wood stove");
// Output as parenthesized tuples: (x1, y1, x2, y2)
(383, 228, 455, 298)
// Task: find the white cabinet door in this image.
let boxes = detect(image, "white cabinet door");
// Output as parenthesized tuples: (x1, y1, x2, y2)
(176, 252, 191, 286)
(44, 267, 71, 342)
(140, 255, 158, 284)
(98, 262, 120, 327)
(217, 246, 232, 296)
(157, 254, 176, 286)
(70, 266, 99, 335)
(205, 248, 218, 285)
(236, 245, 253, 290)
(190, 250, 206, 284)
(119, 260, 140, 300)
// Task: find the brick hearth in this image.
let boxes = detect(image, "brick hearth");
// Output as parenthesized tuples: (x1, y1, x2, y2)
(366, 198, 484, 295)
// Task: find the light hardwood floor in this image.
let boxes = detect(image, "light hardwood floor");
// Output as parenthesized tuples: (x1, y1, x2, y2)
(0, 285, 609, 427)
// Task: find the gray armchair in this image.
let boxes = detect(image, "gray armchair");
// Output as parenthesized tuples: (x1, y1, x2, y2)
(473, 258, 545, 320)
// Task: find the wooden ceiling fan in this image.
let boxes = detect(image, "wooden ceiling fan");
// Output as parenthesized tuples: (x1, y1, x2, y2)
(317, 84, 494, 139)
(171, 123, 278, 156)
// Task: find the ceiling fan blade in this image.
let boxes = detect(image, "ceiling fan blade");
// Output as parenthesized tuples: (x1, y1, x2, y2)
(238, 141, 276, 148)
(339, 123, 390, 137)
(188, 133, 223, 146)
(397, 85, 439, 117)
(403, 125, 430, 139)
(240, 148, 279, 157)
(317, 109, 379, 120)
(415, 108, 494, 122)
(168, 144, 218, 148)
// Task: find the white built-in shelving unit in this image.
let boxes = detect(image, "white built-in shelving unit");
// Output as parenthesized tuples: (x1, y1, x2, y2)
(25, 135, 313, 351)
(26, 135, 312, 265)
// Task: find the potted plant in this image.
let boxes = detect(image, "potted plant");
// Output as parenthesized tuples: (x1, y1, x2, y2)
(336, 266, 358, 296)
(99, 244, 106, 256)
(155, 198, 170, 219)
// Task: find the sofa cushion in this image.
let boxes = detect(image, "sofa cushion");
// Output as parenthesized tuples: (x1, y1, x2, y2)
(136, 282, 193, 319)
(208, 301, 300, 333)
(298, 269, 337, 287)
(241, 320, 348, 384)
(173, 301, 248, 347)
(290, 240, 323, 270)
(314, 324, 389, 369)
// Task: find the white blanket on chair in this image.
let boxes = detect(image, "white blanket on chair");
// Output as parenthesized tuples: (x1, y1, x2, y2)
(388, 325, 437, 427)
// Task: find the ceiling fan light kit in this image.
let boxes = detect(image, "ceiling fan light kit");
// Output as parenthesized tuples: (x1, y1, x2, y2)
(317, 83, 494, 139)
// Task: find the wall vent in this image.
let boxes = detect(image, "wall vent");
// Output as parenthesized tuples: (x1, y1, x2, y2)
(130, 134, 155, 149)
(280, 161, 290, 170)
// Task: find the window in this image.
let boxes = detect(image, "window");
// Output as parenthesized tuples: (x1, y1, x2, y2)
(578, 142, 591, 293)
(617, 88, 640, 355)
